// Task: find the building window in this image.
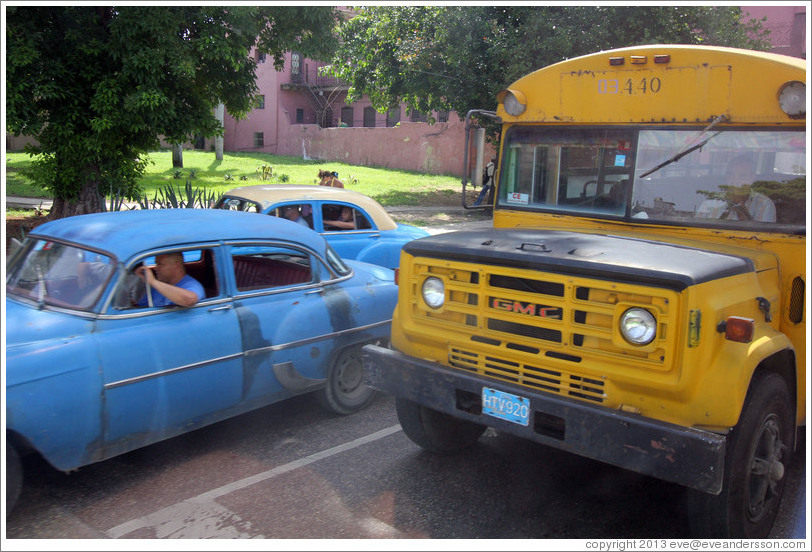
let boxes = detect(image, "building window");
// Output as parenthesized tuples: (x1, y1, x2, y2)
(254, 132, 264, 148)
(363, 106, 376, 128)
(291, 52, 301, 83)
(386, 107, 400, 127)
(340, 106, 354, 127)
(257, 52, 266, 64)
(296, 108, 304, 123)
(409, 109, 427, 123)
(257, 95, 265, 109)
(437, 110, 449, 123)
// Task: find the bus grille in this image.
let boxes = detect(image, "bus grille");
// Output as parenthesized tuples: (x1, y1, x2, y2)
(409, 263, 679, 405)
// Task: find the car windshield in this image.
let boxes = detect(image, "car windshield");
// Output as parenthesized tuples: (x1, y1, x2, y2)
(497, 127, 806, 232)
(6, 238, 115, 310)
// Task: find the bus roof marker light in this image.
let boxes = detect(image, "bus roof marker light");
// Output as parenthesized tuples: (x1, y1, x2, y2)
(778, 81, 805, 119)
(609, 57, 624, 66)
(498, 89, 527, 117)
(653, 55, 670, 64)
(630, 56, 647, 65)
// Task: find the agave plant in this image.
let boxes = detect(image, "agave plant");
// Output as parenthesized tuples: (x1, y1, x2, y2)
(256, 164, 273, 180)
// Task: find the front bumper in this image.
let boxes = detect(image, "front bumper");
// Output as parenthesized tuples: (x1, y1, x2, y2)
(363, 344, 726, 494)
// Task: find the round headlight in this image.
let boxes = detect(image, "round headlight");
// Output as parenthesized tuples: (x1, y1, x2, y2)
(619, 308, 657, 345)
(778, 81, 805, 118)
(421, 277, 445, 309)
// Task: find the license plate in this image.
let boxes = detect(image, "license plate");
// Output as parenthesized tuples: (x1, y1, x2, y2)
(482, 387, 530, 426)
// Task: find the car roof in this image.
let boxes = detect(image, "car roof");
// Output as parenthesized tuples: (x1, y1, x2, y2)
(221, 185, 398, 231)
(29, 209, 327, 261)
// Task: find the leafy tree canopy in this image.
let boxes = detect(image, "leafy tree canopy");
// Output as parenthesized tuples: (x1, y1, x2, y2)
(6, 5, 338, 218)
(327, 6, 772, 124)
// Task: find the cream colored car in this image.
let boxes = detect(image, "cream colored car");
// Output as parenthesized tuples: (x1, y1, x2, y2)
(214, 185, 429, 269)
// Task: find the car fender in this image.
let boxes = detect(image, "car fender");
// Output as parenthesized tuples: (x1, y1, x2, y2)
(354, 236, 413, 270)
(6, 328, 104, 471)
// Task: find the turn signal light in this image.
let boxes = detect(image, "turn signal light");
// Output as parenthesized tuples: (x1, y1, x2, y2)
(394, 268, 399, 286)
(722, 316, 755, 343)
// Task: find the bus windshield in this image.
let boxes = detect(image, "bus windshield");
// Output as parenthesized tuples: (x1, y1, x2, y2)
(497, 127, 806, 232)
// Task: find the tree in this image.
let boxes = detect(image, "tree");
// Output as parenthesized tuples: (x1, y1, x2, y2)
(6, 6, 338, 219)
(327, 6, 771, 126)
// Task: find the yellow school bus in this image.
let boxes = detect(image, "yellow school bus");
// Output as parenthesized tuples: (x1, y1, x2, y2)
(363, 45, 806, 538)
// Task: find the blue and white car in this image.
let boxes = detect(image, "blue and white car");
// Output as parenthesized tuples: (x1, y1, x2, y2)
(5, 209, 398, 513)
(213, 185, 429, 270)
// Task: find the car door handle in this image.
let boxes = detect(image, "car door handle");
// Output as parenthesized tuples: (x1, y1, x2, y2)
(304, 288, 324, 296)
(208, 304, 234, 312)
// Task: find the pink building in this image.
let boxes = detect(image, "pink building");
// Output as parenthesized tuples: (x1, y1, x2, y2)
(220, 50, 470, 176)
(742, 5, 806, 59)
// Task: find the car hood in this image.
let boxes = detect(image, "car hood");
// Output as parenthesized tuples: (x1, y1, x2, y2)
(5, 297, 95, 349)
(343, 259, 396, 283)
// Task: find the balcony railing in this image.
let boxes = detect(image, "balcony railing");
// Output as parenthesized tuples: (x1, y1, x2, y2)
(290, 62, 346, 89)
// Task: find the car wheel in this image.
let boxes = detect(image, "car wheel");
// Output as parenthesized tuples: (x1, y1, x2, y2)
(395, 397, 486, 455)
(317, 346, 377, 415)
(6, 441, 23, 515)
(687, 372, 793, 538)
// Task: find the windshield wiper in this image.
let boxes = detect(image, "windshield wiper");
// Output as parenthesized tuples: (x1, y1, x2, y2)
(638, 115, 729, 179)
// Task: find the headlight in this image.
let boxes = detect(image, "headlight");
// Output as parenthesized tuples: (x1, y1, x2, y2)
(619, 308, 657, 345)
(421, 277, 445, 309)
(778, 81, 805, 118)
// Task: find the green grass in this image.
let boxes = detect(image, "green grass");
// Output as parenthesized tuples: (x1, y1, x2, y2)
(5, 150, 463, 207)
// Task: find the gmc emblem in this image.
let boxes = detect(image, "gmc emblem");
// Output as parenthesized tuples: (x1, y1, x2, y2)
(491, 297, 563, 319)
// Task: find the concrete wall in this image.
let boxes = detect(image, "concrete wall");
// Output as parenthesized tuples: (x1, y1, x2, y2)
(276, 117, 468, 176)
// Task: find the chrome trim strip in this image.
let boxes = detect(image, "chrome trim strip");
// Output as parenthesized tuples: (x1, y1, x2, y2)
(103, 318, 391, 390)
(244, 318, 391, 357)
(104, 351, 244, 389)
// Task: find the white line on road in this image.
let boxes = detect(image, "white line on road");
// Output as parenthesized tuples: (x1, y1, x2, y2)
(105, 425, 403, 539)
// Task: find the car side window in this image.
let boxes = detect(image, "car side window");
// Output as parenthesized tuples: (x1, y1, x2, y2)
(113, 248, 219, 309)
(271, 203, 313, 229)
(230, 245, 313, 293)
(322, 203, 372, 231)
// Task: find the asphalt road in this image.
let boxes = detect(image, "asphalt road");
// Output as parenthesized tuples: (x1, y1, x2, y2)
(4, 391, 807, 544)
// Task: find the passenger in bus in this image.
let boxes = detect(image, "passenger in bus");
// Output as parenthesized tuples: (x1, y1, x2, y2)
(696, 155, 776, 222)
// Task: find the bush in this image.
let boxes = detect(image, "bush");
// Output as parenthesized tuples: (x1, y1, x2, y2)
(123, 179, 218, 210)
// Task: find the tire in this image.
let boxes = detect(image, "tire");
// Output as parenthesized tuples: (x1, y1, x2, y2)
(396, 397, 486, 454)
(687, 372, 794, 538)
(317, 346, 377, 415)
(6, 441, 23, 516)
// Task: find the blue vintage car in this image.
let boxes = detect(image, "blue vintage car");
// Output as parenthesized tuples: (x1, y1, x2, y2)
(5, 209, 398, 513)
(213, 185, 429, 269)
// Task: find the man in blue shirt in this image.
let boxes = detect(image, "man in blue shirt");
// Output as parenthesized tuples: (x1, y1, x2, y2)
(282, 204, 311, 228)
(136, 252, 205, 307)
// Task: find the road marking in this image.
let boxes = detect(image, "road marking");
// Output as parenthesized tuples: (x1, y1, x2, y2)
(104, 425, 402, 538)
